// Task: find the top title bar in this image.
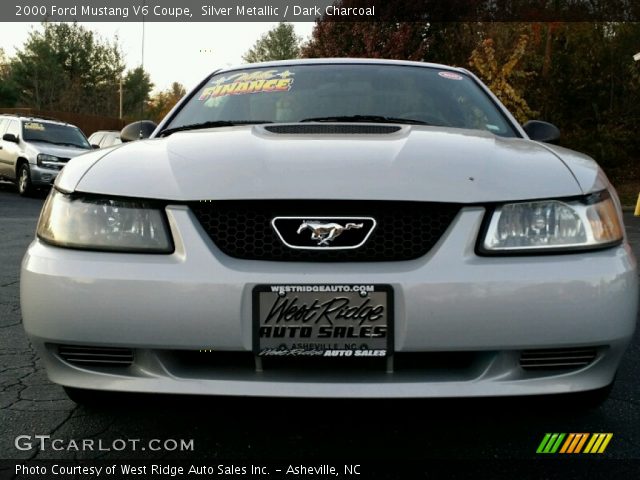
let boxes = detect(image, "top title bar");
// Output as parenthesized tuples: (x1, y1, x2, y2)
(5, 0, 640, 22)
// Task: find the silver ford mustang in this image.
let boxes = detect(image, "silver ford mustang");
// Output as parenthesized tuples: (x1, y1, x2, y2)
(21, 59, 637, 404)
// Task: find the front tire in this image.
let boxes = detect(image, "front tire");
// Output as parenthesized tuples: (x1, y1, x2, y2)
(17, 163, 34, 197)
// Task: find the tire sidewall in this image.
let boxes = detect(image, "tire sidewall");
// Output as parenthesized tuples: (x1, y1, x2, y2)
(18, 163, 33, 196)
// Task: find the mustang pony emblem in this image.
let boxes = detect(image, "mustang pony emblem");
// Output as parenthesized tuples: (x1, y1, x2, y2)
(296, 221, 364, 246)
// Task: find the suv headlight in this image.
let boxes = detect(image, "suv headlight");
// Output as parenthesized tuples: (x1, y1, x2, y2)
(37, 189, 173, 253)
(479, 191, 623, 253)
(37, 153, 62, 168)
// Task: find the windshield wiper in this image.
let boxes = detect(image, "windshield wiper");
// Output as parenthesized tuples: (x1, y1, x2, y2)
(53, 142, 86, 148)
(159, 120, 272, 137)
(299, 115, 432, 126)
(28, 139, 86, 148)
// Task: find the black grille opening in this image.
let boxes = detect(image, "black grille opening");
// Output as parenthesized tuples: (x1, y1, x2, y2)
(261, 355, 388, 373)
(172, 351, 256, 371)
(58, 345, 134, 367)
(520, 347, 598, 371)
(189, 200, 460, 262)
(170, 351, 478, 375)
(394, 352, 477, 372)
(264, 124, 401, 135)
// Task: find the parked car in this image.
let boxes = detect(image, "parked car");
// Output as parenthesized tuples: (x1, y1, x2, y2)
(21, 59, 637, 405)
(0, 114, 91, 196)
(88, 130, 122, 149)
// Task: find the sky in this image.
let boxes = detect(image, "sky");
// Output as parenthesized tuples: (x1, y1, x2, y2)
(0, 22, 315, 93)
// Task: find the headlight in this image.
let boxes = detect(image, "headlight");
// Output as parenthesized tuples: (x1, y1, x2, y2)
(37, 189, 173, 253)
(480, 191, 623, 253)
(37, 153, 62, 168)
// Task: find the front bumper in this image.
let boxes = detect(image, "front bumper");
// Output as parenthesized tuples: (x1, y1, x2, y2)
(29, 164, 60, 186)
(21, 206, 638, 397)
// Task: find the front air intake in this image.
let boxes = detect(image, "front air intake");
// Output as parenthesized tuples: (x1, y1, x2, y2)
(264, 124, 401, 135)
(520, 347, 597, 371)
(58, 345, 134, 367)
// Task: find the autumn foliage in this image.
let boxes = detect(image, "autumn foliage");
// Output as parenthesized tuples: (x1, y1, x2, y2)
(302, 22, 429, 60)
(469, 34, 537, 123)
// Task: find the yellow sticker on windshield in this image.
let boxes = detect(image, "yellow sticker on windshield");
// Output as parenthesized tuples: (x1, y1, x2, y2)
(200, 69, 294, 101)
(24, 122, 45, 131)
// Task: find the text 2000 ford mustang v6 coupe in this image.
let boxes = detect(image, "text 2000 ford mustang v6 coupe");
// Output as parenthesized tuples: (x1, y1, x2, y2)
(21, 59, 637, 404)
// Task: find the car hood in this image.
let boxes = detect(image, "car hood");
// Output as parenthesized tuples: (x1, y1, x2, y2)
(27, 142, 91, 158)
(59, 125, 599, 202)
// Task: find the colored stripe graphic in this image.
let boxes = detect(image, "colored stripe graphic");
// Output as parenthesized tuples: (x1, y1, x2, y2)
(573, 434, 589, 453)
(537, 433, 565, 453)
(584, 433, 613, 454)
(537, 433, 612, 454)
(537, 433, 552, 453)
(559, 433, 575, 453)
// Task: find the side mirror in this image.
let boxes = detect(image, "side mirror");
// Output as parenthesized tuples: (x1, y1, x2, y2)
(120, 121, 158, 142)
(2, 133, 18, 143)
(522, 120, 560, 143)
(91, 144, 100, 150)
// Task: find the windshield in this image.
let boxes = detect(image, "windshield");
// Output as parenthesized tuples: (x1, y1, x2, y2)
(165, 64, 518, 137)
(22, 121, 91, 149)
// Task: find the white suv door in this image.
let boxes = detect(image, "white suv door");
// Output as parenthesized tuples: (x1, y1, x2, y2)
(0, 119, 22, 180)
(0, 118, 11, 178)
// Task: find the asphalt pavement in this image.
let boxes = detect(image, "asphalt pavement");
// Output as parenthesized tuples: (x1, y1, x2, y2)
(0, 182, 638, 463)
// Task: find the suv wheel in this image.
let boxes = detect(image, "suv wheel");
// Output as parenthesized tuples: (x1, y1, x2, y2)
(17, 163, 34, 197)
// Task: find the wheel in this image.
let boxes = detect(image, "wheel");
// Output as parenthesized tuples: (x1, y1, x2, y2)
(17, 163, 34, 197)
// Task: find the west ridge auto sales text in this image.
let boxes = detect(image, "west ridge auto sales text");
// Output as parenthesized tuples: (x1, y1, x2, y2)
(16, 464, 357, 476)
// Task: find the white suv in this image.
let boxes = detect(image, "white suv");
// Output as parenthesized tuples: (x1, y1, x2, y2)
(0, 115, 91, 196)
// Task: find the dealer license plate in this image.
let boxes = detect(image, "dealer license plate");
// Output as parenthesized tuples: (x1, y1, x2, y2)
(253, 284, 393, 358)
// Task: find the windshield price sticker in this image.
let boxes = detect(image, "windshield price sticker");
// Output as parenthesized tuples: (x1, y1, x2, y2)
(200, 69, 294, 100)
(438, 71, 464, 80)
(24, 122, 45, 131)
(253, 284, 393, 357)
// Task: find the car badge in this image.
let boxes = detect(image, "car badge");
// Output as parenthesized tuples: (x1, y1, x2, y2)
(271, 217, 376, 250)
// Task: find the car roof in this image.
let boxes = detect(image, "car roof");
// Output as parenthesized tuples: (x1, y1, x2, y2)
(0, 113, 72, 127)
(215, 57, 467, 76)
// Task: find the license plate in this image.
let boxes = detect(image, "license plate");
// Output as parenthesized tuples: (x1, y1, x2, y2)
(253, 284, 393, 357)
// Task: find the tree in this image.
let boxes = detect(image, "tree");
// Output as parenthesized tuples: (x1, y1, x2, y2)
(0, 48, 18, 107)
(301, 0, 431, 60)
(10, 22, 124, 115)
(302, 22, 429, 60)
(122, 67, 154, 119)
(469, 34, 537, 123)
(146, 82, 187, 123)
(243, 23, 301, 63)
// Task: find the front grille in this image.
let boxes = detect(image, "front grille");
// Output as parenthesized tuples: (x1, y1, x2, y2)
(171, 351, 477, 375)
(58, 345, 134, 367)
(520, 347, 598, 371)
(264, 124, 401, 135)
(189, 200, 460, 261)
